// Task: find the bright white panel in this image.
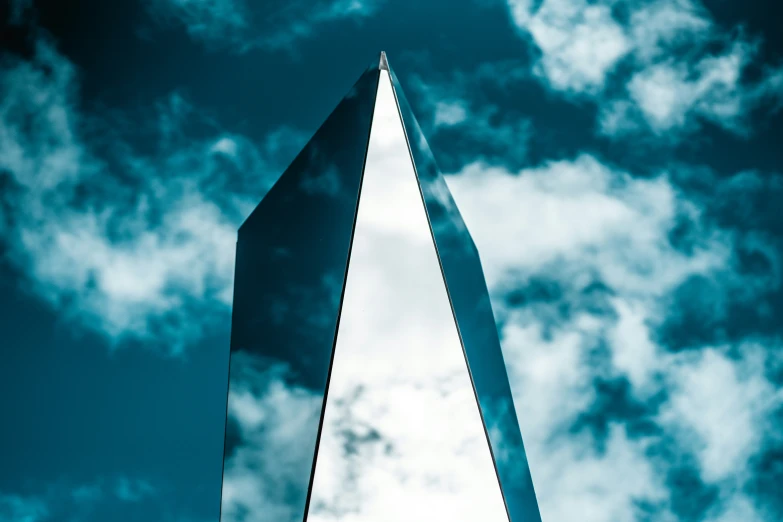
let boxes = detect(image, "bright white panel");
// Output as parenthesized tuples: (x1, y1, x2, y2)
(306, 70, 508, 522)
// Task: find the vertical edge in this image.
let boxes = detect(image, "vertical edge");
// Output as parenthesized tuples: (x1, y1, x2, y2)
(301, 68, 382, 522)
(385, 69, 514, 522)
(217, 240, 242, 522)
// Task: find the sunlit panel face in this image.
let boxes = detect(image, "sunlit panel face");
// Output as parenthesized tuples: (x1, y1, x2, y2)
(306, 70, 508, 522)
(389, 67, 542, 522)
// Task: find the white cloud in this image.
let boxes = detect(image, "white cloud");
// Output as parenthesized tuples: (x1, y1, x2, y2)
(505, 0, 783, 137)
(627, 0, 711, 63)
(509, 0, 631, 93)
(662, 345, 775, 483)
(609, 297, 660, 393)
(0, 38, 302, 349)
(210, 136, 240, 156)
(433, 99, 469, 127)
(705, 494, 767, 522)
(542, 426, 667, 522)
(448, 154, 727, 293)
(604, 40, 779, 136)
(445, 154, 782, 521)
(221, 355, 322, 522)
(500, 301, 674, 522)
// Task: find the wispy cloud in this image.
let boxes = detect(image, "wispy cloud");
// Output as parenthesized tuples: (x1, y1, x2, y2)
(0, 476, 156, 522)
(444, 153, 783, 521)
(505, 0, 783, 139)
(146, 0, 385, 52)
(601, 40, 783, 138)
(407, 62, 533, 170)
(508, 0, 631, 94)
(0, 36, 306, 350)
(221, 354, 322, 522)
(0, 493, 48, 522)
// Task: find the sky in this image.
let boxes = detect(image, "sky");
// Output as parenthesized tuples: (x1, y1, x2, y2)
(0, 0, 782, 521)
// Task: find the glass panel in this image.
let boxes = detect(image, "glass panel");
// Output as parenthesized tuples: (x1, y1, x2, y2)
(306, 70, 508, 522)
(221, 67, 380, 522)
(389, 67, 543, 522)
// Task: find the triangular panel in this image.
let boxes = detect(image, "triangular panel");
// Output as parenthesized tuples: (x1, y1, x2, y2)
(389, 64, 542, 522)
(305, 70, 508, 522)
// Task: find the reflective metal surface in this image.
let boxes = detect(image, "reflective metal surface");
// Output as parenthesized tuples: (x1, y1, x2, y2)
(305, 70, 508, 522)
(221, 66, 380, 522)
(220, 55, 542, 522)
(389, 65, 542, 522)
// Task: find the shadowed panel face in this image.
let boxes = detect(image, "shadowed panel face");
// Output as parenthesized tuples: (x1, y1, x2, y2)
(221, 68, 379, 522)
(305, 70, 508, 522)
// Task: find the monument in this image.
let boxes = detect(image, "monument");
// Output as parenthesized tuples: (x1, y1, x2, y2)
(220, 52, 542, 522)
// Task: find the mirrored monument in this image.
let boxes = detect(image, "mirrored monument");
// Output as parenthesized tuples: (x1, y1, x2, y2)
(220, 53, 542, 522)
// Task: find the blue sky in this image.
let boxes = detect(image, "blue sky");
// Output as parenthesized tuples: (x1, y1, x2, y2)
(1, 0, 782, 521)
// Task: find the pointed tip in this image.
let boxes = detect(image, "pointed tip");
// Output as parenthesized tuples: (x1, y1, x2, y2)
(379, 51, 389, 71)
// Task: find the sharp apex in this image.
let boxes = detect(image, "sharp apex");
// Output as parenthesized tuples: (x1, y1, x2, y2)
(379, 51, 389, 71)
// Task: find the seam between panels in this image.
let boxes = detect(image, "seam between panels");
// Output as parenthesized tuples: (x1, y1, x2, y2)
(301, 69, 381, 522)
(217, 240, 242, 522)
(387, 71, 514, 522)
(240, 67, 378, 235)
